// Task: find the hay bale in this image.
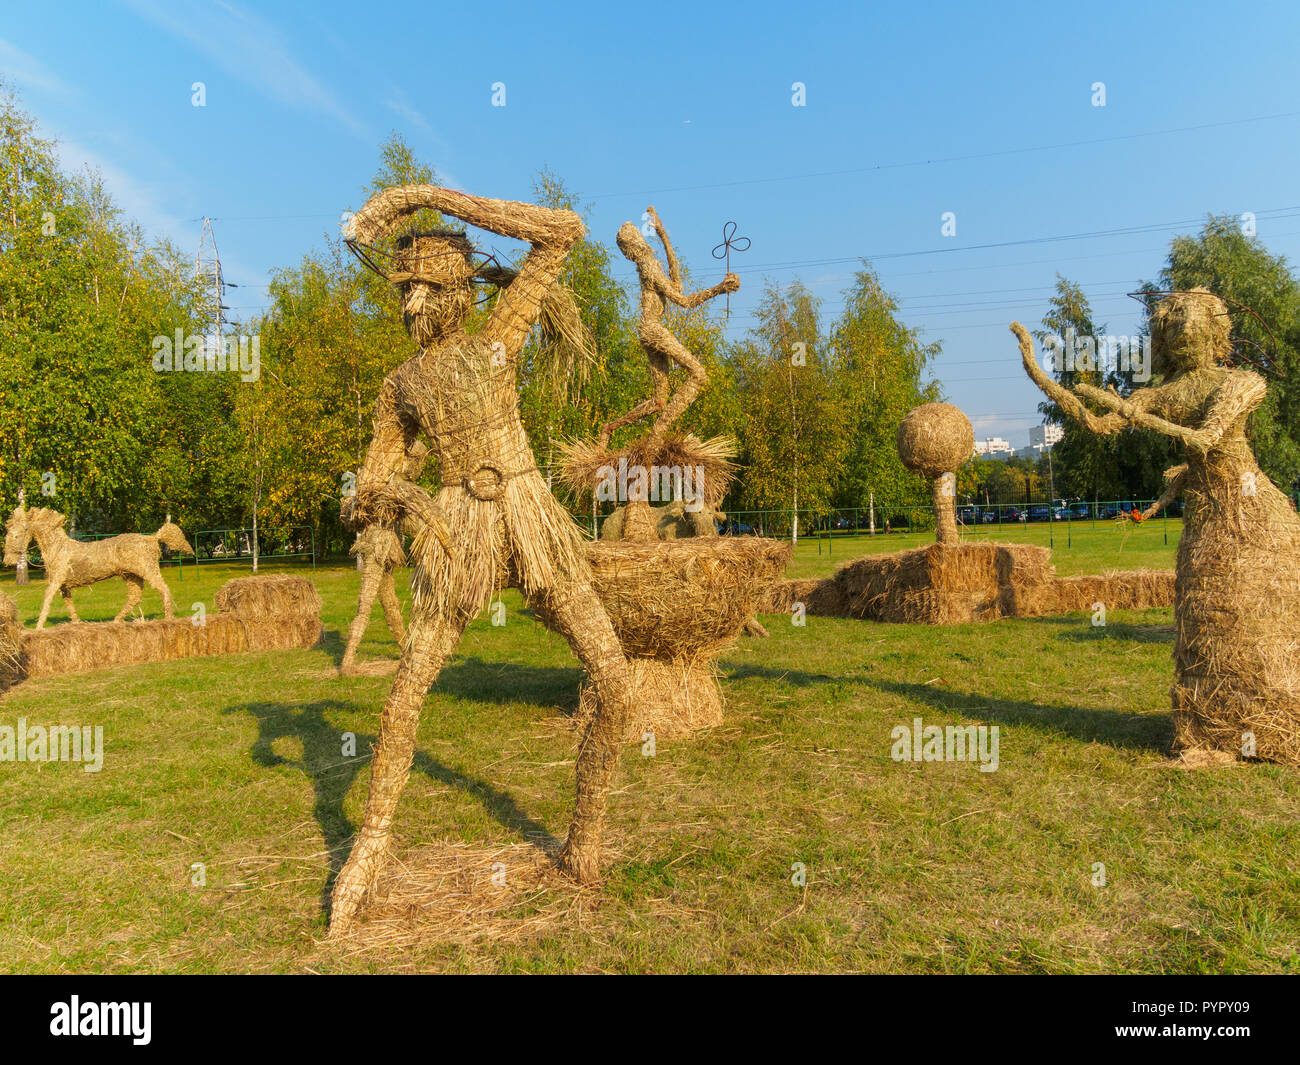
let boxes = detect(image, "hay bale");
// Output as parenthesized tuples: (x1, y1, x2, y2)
(215, 574, 322, 620)
(759, 577, 852, 618)
(11, 575, 322, 682)
(0, 593, 23, 692)
(897, 403, 974, 546)
(1008, 570, 1176, 617)
(836, 542, 1051, 623)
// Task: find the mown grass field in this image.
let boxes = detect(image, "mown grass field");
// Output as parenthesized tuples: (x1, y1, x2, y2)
(2, 518, 1298, 973)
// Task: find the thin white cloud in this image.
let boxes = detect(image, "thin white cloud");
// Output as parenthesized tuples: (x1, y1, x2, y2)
(384, 87, 432, 134)
(0, 37, 75, 97)
(54, 135, 267, 301)
(121, 0, 367, 136)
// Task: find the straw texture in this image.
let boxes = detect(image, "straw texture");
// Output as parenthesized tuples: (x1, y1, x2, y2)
(4, 506, 194, 629)
(329, 185, 635, 939)
(1, 575, 320, 685)
(896, 403, 974, 546)
(1014, 288, 1300, 766)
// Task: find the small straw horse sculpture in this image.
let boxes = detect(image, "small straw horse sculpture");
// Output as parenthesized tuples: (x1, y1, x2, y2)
(3, 506, 195, 629)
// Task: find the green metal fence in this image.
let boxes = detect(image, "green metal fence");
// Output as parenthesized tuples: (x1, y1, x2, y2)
(192, 526, 316, 570)
(579, 498, 1189, 553)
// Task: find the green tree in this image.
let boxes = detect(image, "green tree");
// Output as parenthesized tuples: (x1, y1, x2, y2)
(830, 263, 941, 513)
(730, 280, 852, 530)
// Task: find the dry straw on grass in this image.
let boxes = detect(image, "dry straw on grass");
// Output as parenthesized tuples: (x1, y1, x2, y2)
(322, 840, 585, 954)
(896, 403, 974, 546)
(1014, 288, 1300, 766)
(7, 575, 320, 683)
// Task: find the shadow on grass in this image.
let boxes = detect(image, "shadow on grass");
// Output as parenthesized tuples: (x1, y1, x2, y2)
(316, 627, 346, 666)
(864, 679, 1173, 754)
(724, 662, 1172, 753)
(726, 663, 843, 688)
(439, 657, 582, 712)
(222, 699, 559, 915)
(1013, 614, 1175, 645)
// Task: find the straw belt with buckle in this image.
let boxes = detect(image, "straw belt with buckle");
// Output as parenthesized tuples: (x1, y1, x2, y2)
(460, 462, 538, 501)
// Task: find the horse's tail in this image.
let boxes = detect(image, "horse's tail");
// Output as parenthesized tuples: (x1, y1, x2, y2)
(155, 522, 195, 555)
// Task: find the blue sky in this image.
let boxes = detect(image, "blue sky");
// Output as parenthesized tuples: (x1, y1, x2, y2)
(3, 0, 1299, 445)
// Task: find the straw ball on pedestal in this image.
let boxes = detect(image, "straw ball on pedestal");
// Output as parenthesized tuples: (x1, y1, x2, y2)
(896, 403, 974, 545)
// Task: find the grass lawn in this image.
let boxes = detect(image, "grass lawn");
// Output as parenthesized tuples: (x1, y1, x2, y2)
(2, 524, 1297, 974)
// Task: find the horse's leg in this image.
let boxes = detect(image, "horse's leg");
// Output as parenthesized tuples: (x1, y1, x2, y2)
(328, 603, 469, 937)
(62, 588, 81, 623)
(340, 559, 384, 677)
(142, 564, 176, 619)
(35, 568, 63, 630)
(114, 577, 144, 622)
(531, 581, 633, 885)
(378, 568, 407, 647)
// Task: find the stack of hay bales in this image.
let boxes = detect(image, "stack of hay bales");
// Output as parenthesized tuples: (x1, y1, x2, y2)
(1007, 569, 1176, 616)
(557, 538, 791, 741)
(0, 593, 22, 693)
(839, 542, 1054, 623)
(760, 548, 1174, 623)
(6, 575, 321, 684)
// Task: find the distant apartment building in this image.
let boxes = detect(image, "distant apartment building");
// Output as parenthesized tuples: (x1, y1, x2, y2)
(973, 436, 1014, 460)
(1028, 424, 1064, 449)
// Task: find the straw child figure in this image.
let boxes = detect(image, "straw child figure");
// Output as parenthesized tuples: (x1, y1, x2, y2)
(1013, 288, 1300, 765)
(338, 440, 429, 677)
(330, 185, 634, 936)
(3, 505, 194, 629)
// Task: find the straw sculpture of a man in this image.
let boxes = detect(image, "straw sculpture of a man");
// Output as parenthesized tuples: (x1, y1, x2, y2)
(329, 185, 634, 936)
(1013, 288, 1300, 766)
(3, 505, 194, 629)
(338, 440, 429, 677)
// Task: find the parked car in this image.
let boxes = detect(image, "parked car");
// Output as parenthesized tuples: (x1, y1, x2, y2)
(1027, 505, 1052, 522)
(720, 519, 755, 536)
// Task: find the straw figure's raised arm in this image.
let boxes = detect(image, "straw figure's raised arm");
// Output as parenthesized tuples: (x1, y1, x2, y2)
(646, 206, 682, 287)
(636, 209, 737, 309)
(657, 265, 739, 310)
(1012, 321, 1137, 436)
(1077, 370, 1267, 457)
(346, 184, 584, 356)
